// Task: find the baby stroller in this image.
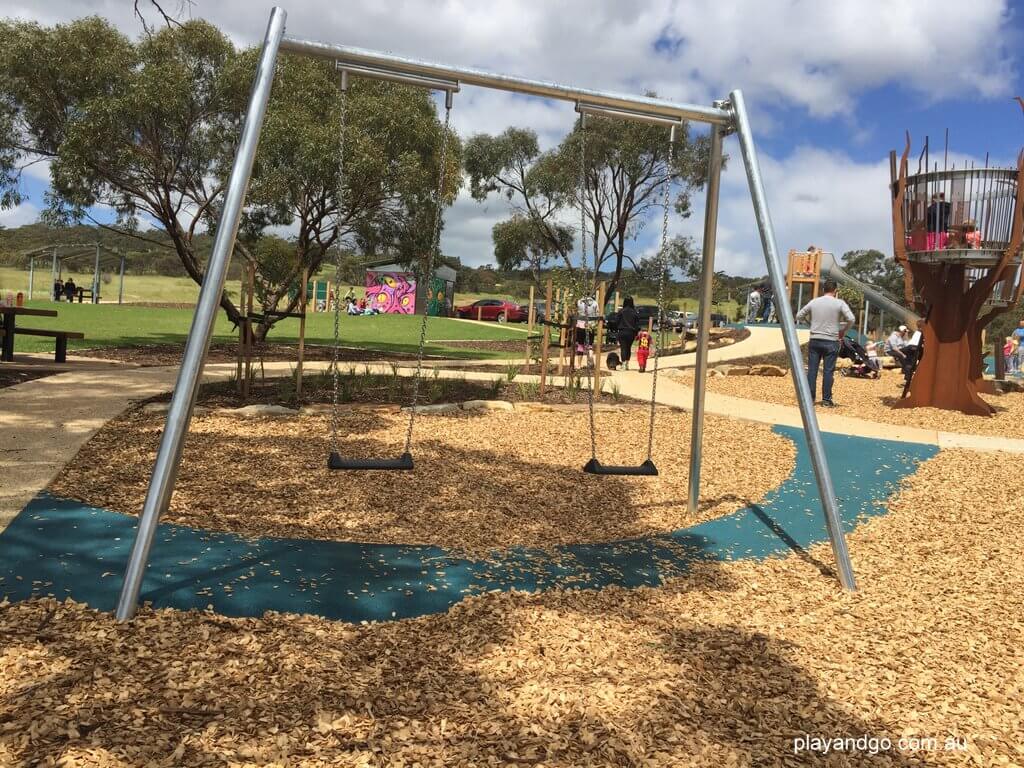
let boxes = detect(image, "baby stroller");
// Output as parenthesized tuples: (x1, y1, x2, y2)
(839, 335, 880, 379)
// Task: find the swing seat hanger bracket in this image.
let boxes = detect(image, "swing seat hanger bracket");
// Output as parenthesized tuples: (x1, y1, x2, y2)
(335, 60, 460, 97)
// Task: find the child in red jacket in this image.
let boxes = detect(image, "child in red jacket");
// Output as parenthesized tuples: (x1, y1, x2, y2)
(635, 329, 653, 372)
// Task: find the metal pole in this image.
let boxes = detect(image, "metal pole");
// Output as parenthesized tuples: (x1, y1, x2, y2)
(93, 243, 100, 304)
(862, 299, 870, 338)
(51, 247, 58, 298)
(687, 122, 724, 515)
(118, 255, 126, 305)
(280, 36, 732, 127)
(28, 257, 34, 301)
(730, 89, 857, 591)
(115, 6, 288, 621)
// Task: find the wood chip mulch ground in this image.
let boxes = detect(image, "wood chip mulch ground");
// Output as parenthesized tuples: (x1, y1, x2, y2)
(51, 409, 794, 555)
(5, 447, 1023, 766)
(672, 367, 1024, 438)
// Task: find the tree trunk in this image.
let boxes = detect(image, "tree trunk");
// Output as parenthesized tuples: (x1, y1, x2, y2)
(896, 264, 994, 416)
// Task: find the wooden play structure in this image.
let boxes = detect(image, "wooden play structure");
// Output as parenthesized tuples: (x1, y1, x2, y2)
(890, 136, 1024, 415)
(785, 248, 821, 308)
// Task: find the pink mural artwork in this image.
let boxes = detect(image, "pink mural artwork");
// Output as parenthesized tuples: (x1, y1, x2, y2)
(365, 271, 416, 314)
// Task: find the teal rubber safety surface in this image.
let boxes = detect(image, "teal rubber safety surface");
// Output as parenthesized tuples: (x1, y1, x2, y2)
(0, 427, 937, 622)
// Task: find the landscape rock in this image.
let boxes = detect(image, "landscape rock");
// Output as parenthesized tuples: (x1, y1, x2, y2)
(726, 365, 750, 376)
(141, 402, 208, 416)
(461, 400, 515, 411)
(749, 364, 787, 377)
(993, 379, 1024, 394)
(221, 404, 300, 418)
(401, 403, 460, 415)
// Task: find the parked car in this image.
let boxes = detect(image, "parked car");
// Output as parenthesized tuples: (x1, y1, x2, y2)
(605, 304, 672, 335)
(454, 298, 527, 322)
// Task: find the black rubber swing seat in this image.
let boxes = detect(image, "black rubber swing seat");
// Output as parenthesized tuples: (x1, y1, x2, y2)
(328, 452, 414, 471)
(582, 458, 659, 476)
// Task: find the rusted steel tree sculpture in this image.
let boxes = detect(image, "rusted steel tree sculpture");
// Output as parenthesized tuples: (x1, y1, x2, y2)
(889, 136, 1024, 416)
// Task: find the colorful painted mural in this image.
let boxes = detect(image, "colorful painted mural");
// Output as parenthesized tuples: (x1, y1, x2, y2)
(365, 271, 416, 314)
(426, 276, 454, 317)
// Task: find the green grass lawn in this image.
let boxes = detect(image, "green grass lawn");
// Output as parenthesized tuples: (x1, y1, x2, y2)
(2, 267, 741, 317)
(6, 300, 526, 359)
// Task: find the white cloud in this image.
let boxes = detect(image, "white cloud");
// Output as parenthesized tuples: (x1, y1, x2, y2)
(4, 1, 1017, 271)
(0, 201, 40, 228)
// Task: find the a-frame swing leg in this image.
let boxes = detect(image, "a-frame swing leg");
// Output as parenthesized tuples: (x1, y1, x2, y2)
(114, 8, 289, 621)
(731, 89, 857, 591)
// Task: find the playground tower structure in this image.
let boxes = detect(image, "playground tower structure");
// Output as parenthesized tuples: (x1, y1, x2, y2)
(890, 137, 1024, 415)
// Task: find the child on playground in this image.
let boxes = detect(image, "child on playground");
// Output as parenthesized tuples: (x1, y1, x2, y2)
(635, 328, 653, 372)
(1005, 337, 1019, 375)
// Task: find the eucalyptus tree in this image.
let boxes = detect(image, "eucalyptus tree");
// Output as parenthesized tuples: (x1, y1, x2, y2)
(0, 17, 460, 337)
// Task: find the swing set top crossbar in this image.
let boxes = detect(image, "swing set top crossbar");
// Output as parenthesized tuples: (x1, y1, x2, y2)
(280, 37, 734, 128)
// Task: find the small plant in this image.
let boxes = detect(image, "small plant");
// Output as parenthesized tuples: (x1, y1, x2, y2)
(489, 377, 503, 397)
(276, 366, 298, 404)
(610, 381, 622, 401)
(517, 380, 541, 401)
(505, 364, 520, 383)
(428, 378, 444, 402)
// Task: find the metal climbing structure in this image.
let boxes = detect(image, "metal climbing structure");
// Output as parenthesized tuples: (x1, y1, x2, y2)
(115, 6, 858, 620)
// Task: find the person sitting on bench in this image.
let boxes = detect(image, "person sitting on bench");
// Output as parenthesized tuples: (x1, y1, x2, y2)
(885, 325, 910, 370)
(63, 277, 77, 302)
(53, 277, 64, 302)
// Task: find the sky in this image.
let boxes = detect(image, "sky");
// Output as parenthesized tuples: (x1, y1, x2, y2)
(2, 0, 1023, 277)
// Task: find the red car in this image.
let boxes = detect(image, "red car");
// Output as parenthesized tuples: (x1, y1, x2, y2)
(454, 299, 527, 322)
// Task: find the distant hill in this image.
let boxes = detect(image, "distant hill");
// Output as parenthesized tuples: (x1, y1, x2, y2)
(0, 223, 213, 276)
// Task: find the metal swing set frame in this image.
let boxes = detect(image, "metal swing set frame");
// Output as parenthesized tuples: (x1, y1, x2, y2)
(115, 6, 856, 621)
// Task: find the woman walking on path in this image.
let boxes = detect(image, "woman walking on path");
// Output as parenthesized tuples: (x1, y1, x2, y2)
(616, 296, 641, 370)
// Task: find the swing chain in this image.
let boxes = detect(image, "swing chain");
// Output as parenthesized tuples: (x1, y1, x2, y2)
(403, 101, 453, 453)
(329, 71, 350, 457)
(577, 113, 599, 463)
(646, 130, 676, 462)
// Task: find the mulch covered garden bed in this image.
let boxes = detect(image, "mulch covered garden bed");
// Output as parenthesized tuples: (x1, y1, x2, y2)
(149, 370, 637, 409)
(5, 447, 1023, 766)
(51, 408, 794, 554)
(73, 342, 422, 367)
(671, 367, 1024, 437)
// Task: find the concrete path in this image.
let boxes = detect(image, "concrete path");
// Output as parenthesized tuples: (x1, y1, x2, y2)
(1, 367, 181, 530)
(436, 324, 803, 369)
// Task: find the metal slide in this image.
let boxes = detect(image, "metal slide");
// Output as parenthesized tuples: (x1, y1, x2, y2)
(817, 251, 920, 326)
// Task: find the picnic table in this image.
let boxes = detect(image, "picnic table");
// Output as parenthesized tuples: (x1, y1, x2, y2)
(0, 306, 84, 363)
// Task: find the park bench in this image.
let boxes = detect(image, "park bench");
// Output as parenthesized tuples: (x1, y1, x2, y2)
(12, 328, 86, 363)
